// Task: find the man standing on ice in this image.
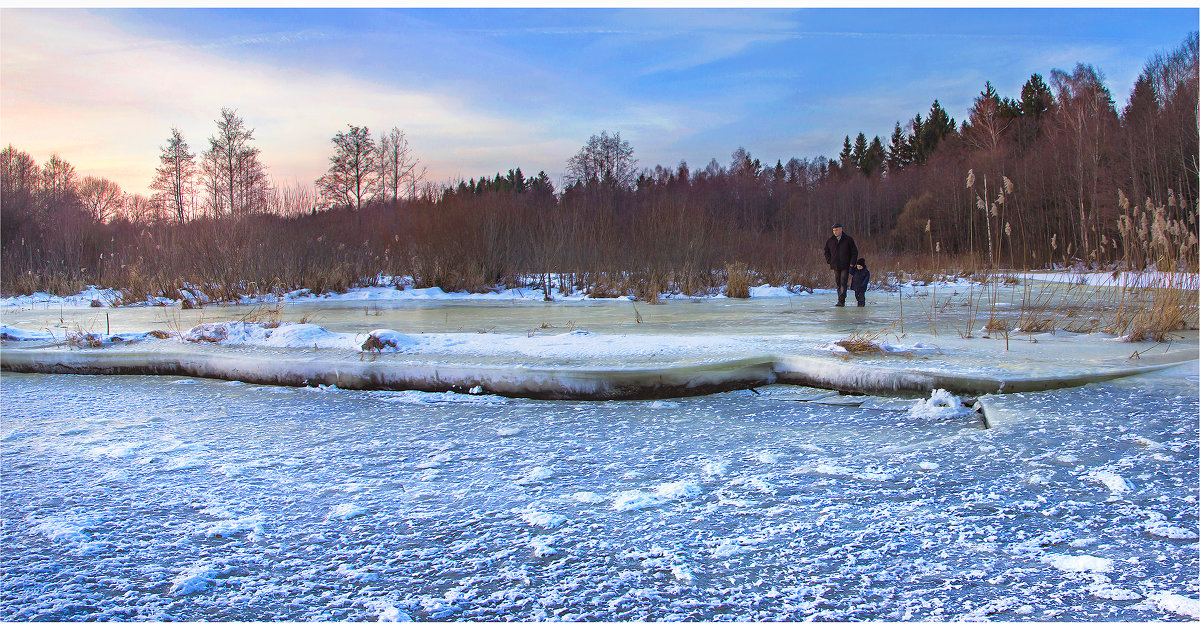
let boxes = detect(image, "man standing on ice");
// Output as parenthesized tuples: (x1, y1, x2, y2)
(823, 223, 858, 307)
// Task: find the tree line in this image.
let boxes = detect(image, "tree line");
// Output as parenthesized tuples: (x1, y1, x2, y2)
(1, 32, 1195, 300)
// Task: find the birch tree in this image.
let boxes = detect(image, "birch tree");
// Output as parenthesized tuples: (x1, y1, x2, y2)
(201, 108, 270, 216)
(376, 127, 426, 202)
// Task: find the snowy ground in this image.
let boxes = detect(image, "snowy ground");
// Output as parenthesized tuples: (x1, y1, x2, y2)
(2, 269, 1195, 311)
(2, 365, 1197, 621)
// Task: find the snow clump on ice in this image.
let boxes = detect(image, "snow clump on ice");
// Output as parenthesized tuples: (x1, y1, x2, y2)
(1044, 553, 1113, 574)
(612, 481, 702, 512)
(169, 561, 223, 596)
(327, 503, 368, 521)
(0, 324, 55, 341)
(1084, 468, 1131, 495)
(516, 466, 555, 485)
(1149, 593, 1200, 620)
(1144, 522, 1199, 541)
(908, 388, 973, 420)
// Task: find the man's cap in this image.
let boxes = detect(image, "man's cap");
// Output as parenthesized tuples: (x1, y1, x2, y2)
(832, 223, 843, 228)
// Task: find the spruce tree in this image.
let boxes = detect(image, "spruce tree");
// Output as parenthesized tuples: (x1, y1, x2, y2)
(908, 114, 925, 164)
(863, 136, 885, 178)
(852, 132, 869, 173)
(838, 135, 854, 172)
(886, 121, 907, 172)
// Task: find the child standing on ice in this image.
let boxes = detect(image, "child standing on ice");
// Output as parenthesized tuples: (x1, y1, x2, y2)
(850, 258, 870, 307)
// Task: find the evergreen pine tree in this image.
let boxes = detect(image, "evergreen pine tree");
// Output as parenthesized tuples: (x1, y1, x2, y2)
(838, 135, 854, 172)
(863, 136, 885, 178)
(908, 114, 925, 164)
(886, 121, 907, 172)
(852, 133, 868, 173)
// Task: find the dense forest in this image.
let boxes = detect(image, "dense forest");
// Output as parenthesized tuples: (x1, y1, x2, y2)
(1, 33, 1195, 301)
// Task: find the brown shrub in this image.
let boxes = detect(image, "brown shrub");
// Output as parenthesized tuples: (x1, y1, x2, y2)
(361, 333, 396, 352)
(725, 262, 752, 299)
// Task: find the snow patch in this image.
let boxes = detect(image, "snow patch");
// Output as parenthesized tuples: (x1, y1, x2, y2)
(0, 324, 55, 341)
(1148, 593, 1200, 620)
(529, 535, 557, 557)
(755, 450, 782, 464)
(516, 466, 554, 485)
(1045, 553, 1113, 574)
(169, 561, 223, 596)
(908, 389, 973, 420)
(612, 480, 701, 512)
(712, 538, 754, 558)
(702, 461, 729, 477)
(377, 606, 413, 622)
(519, 510, 566, 529)
(1084, 469, 1131, 495)
(1144, 522, 1199, 541)
(203, 514, 265, 539)
(571, 492, 607, 504)
(328, 503, 368, 521)
(1089, 584, 1142, 601)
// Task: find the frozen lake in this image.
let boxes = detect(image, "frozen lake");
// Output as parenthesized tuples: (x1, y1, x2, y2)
(2, 288, 1198, 620)
(2, 370, 1198, 620)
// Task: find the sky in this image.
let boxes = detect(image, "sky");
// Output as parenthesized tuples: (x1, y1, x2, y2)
(1, 6, 1196, 198)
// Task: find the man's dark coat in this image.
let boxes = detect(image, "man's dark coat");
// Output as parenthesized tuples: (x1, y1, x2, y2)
(824, 233, 858, 271)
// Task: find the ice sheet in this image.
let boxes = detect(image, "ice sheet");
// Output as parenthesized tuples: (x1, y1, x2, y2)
(2, 363, 1196, 621)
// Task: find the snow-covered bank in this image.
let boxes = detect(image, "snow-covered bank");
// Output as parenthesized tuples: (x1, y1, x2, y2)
(1024, 269, 1199, 289)
(4, 268, 1193, 311)
(2, 320, 1193, 400)
(0, 278, 798, 310)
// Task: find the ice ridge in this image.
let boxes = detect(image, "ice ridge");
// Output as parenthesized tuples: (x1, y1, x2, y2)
(1, 344, 1191, 401)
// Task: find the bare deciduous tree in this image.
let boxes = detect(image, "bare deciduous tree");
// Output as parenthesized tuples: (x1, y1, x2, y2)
(317, 124, 379, 212)
(376, 127, 426, 202)
(564, 130, 637, 190)
(964, 81, 1009, 154)
(201, 108, 271, 216)
(122, 194, 160, 224)
(40, 154, 78, 213)
(77, 176, 125, 223)
(151, 128, 196, 222)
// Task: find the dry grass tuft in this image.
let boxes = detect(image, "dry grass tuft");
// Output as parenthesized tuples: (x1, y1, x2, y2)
(584, 272, 624, 298)
(632, 272, 666, 304)
(1119, 286, 1196, 342)
(361, 333, 396, 352)
(835, 331, 886, 355)
(1016, 313, 1055, 334)
(725, 262, 752, 299)
(66, 331, 103, 348)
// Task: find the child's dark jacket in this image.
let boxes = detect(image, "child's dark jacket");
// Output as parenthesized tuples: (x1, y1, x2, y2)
(851, 266, 870, 291)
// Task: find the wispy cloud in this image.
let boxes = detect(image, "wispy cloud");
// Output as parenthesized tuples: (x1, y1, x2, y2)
(0, 10, 578, 194)
(189, 28, 332, 51)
